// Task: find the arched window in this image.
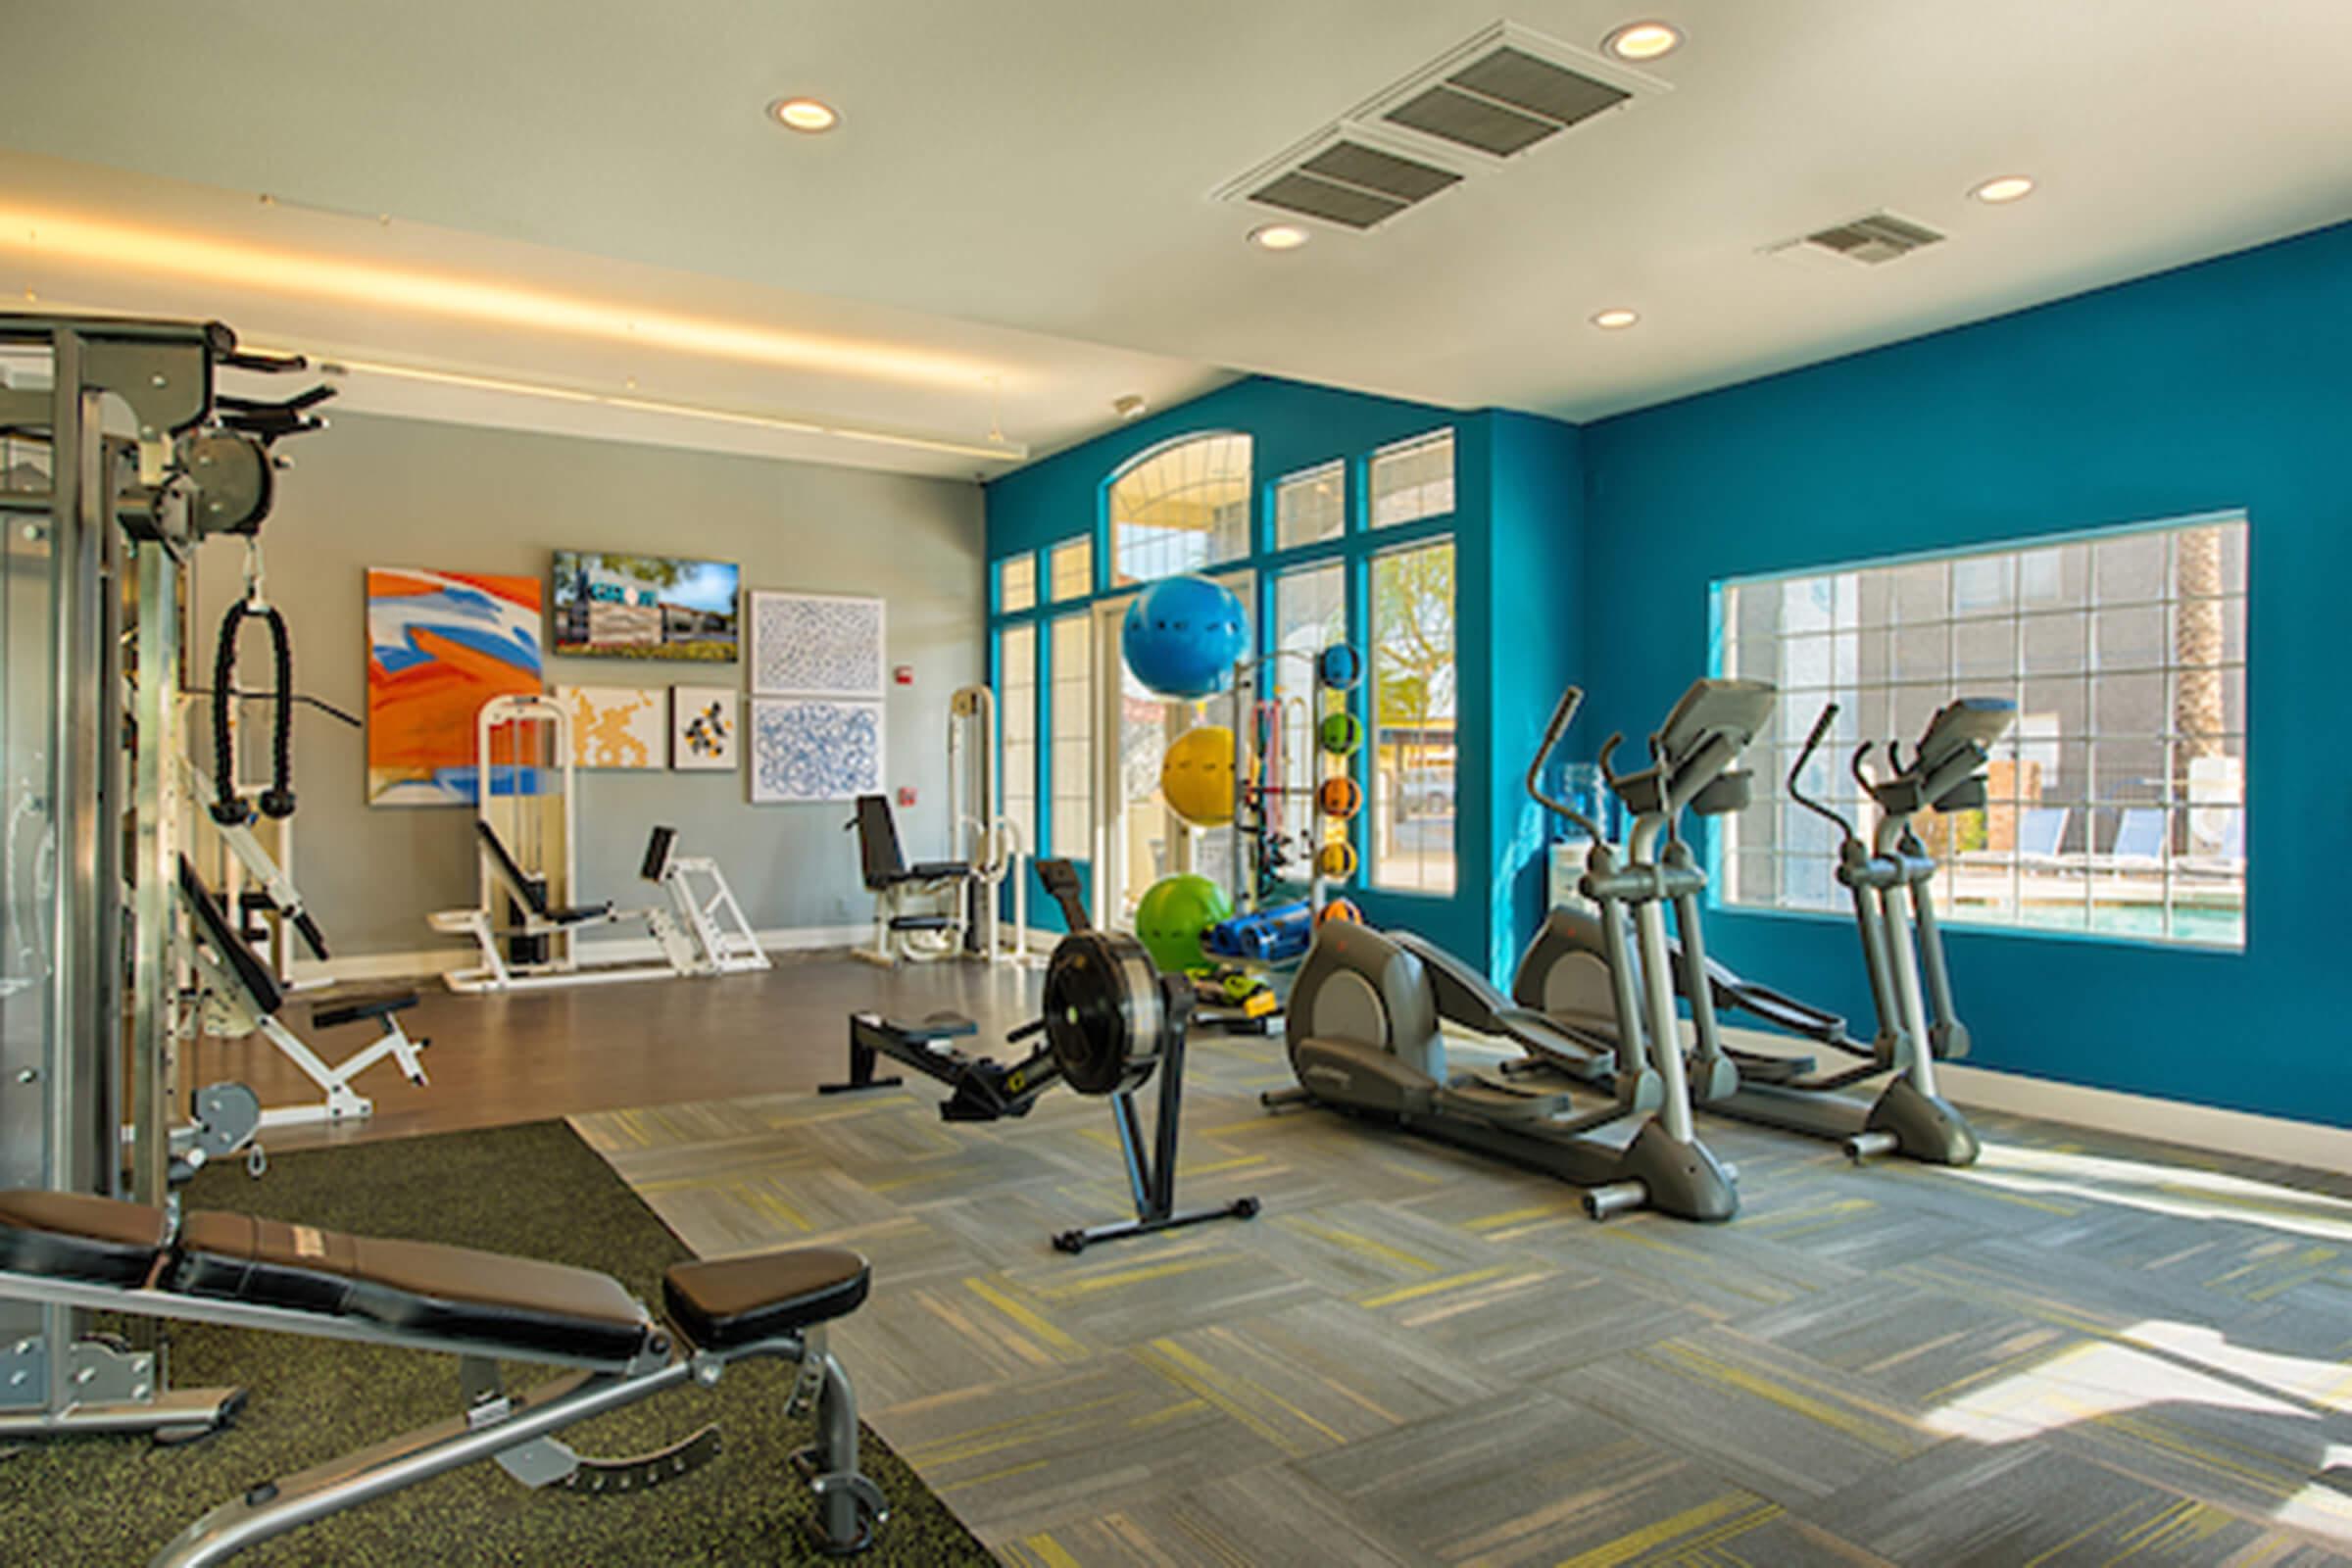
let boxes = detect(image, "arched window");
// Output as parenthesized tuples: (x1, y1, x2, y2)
(1106, 434, 1253, 586)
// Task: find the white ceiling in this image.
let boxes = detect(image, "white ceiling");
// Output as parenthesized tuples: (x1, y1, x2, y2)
(8, 0, 2352, 470)
(0, 149, 1228, 479)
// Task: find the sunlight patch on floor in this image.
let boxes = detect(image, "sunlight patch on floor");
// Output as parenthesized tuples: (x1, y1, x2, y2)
(1922, 1319, 2352, 1541)
(1953, 1143, 2352, 1243)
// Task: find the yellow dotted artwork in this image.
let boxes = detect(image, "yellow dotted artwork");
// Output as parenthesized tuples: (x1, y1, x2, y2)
(561, 686, 666, 770)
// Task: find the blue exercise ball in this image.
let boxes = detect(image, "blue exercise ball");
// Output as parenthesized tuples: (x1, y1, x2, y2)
(1317, 643, 1363, 692)
(1122, 574, 1249, 698)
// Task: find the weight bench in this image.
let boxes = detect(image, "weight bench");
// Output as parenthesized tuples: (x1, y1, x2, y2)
(847, 794, 973, 967)
(178, 858, 428, 1151)
(431, 822, 768, 993)
(0, 1189, 885, 1564)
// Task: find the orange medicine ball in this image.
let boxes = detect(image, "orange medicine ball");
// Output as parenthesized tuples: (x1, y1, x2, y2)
(1316, 775, 1362, 819)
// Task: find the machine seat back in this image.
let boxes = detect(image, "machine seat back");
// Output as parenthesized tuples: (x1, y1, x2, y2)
(851, 795, 909, 888)
(179, 855, 286, 1016)
(639, 825, 678, 883)
(852, 795, 968, 888)
(475, 820, 610, 924)
(475, 820, 553, 917)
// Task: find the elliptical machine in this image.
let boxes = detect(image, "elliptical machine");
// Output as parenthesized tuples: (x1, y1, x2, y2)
(1725, 697, 2017, 1161)
(1266, 679, 1770, 1223)
(1513, 693, 2014, 1165)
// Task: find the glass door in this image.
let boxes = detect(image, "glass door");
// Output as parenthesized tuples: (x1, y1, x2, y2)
(1093, 594, 1186, 931)
(1091, 570, 1255, 932)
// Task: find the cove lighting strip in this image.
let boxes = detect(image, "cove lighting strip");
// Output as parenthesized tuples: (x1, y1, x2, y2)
(3, 206, 1004, 389)
(310, 354, 1027, 462)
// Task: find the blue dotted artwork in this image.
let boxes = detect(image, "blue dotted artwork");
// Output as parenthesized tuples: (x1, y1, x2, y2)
(750, 698, 884, 804)
(750, 591, 886, 698)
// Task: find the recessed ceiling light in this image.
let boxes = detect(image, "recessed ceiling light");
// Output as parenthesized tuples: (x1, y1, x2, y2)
(1970, 174, 2036, 204)
(1248, 223, 1311, 252)
(1603, 22, 1683, 61)
(1112, 394, 1149, 420)
(1591, 308, 1641, 329)
(768, 97, 840, 133)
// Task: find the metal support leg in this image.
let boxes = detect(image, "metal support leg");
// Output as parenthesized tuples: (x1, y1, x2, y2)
(1051, 1038, 1259, 1252)
(791, 1333, 888, 1555)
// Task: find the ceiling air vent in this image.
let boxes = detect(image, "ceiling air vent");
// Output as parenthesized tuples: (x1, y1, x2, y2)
(1215, 20, 1667, 235)
(1248, 138, 1464, 230)
(1382, 45, 1630, 158)
(1798, 212, 1946, 266)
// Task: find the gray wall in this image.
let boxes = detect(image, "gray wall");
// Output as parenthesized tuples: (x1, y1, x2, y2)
(197, 412, 984, 959)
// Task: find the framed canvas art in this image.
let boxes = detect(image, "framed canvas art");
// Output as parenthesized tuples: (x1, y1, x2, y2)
(749, 697, 883, 804)
(749, 591, 885, 698)
(671, 686, 739, 771)
(561, 686, 665, 769)
(366, 567, 544, 806)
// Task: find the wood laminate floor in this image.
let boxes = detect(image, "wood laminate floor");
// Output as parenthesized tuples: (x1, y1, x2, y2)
(200, 951, 1045, 1151)
(218, 956, 2352, 1565)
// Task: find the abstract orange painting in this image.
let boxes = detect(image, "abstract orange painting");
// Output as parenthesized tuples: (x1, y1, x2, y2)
(366, 567, 545, 806)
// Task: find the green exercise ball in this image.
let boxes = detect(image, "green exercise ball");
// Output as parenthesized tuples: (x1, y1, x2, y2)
(1133, 873, 1233, 974)
(1318, 710, 1364, 757)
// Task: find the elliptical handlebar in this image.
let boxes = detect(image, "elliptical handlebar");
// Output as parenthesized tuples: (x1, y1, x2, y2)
(1595, 731, 1628, 792)
(1524, 685, 1609, 842)
(1788, 703, 1857, 842)
(1851, 741, 1881, 796)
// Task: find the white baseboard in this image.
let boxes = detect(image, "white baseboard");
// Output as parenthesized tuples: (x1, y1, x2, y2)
(289, 923, 865, 987)
(1710, 1023, 2352, 1176)
(1935, 1062, 2352, 1177)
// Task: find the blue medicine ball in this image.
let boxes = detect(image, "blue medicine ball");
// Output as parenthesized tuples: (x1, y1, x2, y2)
(1316, 643, 1363, 692)
(1122, 574, 1248, 698)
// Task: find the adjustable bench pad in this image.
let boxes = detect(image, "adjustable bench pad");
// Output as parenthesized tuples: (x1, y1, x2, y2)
(663, 1250, 868, 1350)
(311, 991, 421, 1030)
(0, 1191, 170, 1285)
(2, 1191, 873, 1368)
(173, 1211, 651, 1362)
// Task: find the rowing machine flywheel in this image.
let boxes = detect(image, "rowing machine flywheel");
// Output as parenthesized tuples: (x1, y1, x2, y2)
(1042, 931, 1188, 1096)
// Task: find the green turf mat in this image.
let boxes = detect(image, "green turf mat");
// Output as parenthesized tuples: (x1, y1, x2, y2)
(0, 1120, 992, 1566)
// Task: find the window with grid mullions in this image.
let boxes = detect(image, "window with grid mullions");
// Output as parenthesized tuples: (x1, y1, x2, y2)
(1717, 515, 2246, 949)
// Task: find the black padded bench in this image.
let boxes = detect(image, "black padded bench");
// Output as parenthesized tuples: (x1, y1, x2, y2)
(0, 1190, 886, 1563)
(308, 992, 419, 1031)
(847, 795, 973, 963)
(476, 820, 612, 925)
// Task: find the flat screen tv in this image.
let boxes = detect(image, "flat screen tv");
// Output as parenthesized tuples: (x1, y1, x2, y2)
(551, 551, 740, 662)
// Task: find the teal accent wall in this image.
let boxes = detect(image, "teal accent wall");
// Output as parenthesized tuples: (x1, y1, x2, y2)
(985, 377, 1582, 963)
(1579, 220, 2352, 1126)
(1483, 412, 1588, 979)
(987, 220, 2351, 1128)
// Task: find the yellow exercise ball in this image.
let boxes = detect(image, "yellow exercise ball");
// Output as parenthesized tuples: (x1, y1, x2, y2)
(1315, 839, 1359, 879)
(1161, 724, 1237, 826)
